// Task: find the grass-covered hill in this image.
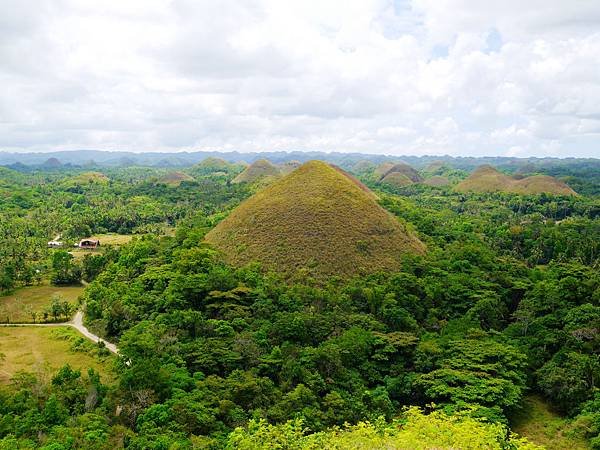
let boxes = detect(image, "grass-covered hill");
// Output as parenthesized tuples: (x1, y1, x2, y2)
(233, 158, 281, 184)
(188, 156, 246, 179)
(206, 160, 425, 278)
(278, 160, 302, 175)
(58, 171, 111, 189)
(352, 159, 376, 174)
(381, 171, 414, 187)
(157, 171, 195, 186)
(380, 163, 423, 183)
(373, 162, 395, 179)
(456, 165, 578, 195)
(423, 175, 450, 187)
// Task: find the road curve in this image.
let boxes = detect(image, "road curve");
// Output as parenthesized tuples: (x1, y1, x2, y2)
(0, 311, 119, 355)
(70, 311, 119, 355)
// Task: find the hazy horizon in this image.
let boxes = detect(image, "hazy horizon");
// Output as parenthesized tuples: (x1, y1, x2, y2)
(1, 0, 599, 158)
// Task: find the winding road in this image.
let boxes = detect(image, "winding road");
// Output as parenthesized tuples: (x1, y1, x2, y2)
(0, 311, 119, 355)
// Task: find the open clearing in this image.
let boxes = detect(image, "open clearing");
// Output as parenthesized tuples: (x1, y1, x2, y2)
(90, 233, 135, 246)
(0, 326, 113, 384)
(512, 395, 589, 449)
(69, 233, 134, 260)
(0, 284, 84, 323)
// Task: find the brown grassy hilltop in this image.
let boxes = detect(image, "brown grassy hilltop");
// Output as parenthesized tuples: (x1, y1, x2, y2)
(69, 171, 110, 185)
(278, 160, 302, 175)
(381, 172, 414, 187)
(381, 163, 423, 183)
(158, 171, 195, 186)
(373, 162, 396, 179)
(352, 160, 376, 174)
(205, 160, 425, 279)
(455, 165, 577, 195)
(423, 175, 450, 187)
(233, 159, 281, 184)
(195, 157, 231, 171)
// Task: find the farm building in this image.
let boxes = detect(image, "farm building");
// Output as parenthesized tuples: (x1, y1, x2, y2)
(47, 241, 63, 248)
(78, 239, 100, 249)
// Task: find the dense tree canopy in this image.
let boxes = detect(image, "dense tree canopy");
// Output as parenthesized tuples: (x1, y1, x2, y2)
(0, 160, 598, 448)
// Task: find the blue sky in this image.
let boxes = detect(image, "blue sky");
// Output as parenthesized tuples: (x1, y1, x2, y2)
(0, 0, 599, 157)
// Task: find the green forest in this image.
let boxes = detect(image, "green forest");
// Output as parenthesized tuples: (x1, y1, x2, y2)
(0, 157, 599, 449)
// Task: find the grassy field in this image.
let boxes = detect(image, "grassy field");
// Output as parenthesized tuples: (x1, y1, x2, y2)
(0, 326, 113, 383)
(69, 233, 135, 260)
(90, 233, 135, 246)
(512, 395, 590, 449)
(0, 284, 84, 323)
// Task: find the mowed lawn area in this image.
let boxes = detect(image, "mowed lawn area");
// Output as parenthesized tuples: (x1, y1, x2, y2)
(512, 395, 590, 449)
(0, 327, 113, 384)
(91, 233, 135, 246)
(0, 284, 84, 323)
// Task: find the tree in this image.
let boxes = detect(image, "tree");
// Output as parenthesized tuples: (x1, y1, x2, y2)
(51, 251, 81, 285)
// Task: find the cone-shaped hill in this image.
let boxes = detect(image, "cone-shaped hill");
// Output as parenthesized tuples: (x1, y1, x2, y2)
(233, 159, 281, 184)
(373, 162, 395, 179)
(423, 175, 450, 187)
(195, 157, 231, 172)
(456, 165, 577, 195)
(381, 163, 423, 183)
(191, 157, 243, 177)
(69, 171, 110, 185)
(352, 159, 376, 174)
(158, 171, 195, 186)
(381, 172, 414, 187)
(205, 160, 425, 279)
(278, 160, 302, 175)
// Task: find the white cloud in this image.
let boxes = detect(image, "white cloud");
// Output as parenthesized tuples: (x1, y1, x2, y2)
(0, 0, 599, 157)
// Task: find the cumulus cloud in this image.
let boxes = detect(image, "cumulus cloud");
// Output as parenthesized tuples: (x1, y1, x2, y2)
(0, 0, 599, 156)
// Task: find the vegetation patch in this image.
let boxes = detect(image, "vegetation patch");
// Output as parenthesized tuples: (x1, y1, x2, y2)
(228, 408, 541, 449)
(511, 395, 589, 450)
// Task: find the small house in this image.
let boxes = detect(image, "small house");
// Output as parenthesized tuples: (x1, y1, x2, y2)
(47, 240, 63, 248)
(78, 239, 100, 249)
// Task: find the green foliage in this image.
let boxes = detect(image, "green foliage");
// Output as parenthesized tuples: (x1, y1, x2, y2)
(227, 408, 542, 449)
(0, 159, 599, 448)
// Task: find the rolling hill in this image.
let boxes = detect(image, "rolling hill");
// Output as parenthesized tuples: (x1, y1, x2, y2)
(157, 171, 195, 186)
(381, 172, 414, 187)
(373, 162, 395, 179)
(423, 175, 450, 187)
(380, 163, 423, 182)
(233, 159, 281, 184)
(205, 160, 425, 279)
(68, 171, 110, 185)
(278, 160, 302, 175)
(456, 165, 577, 195)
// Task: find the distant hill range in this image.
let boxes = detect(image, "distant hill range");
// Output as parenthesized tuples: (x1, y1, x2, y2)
(205, 160, 425, 279)
(455, 165, 578, 196)
(1, 149, 598, 173)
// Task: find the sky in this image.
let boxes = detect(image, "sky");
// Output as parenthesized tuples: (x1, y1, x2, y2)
(1, 0, 600, 158)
